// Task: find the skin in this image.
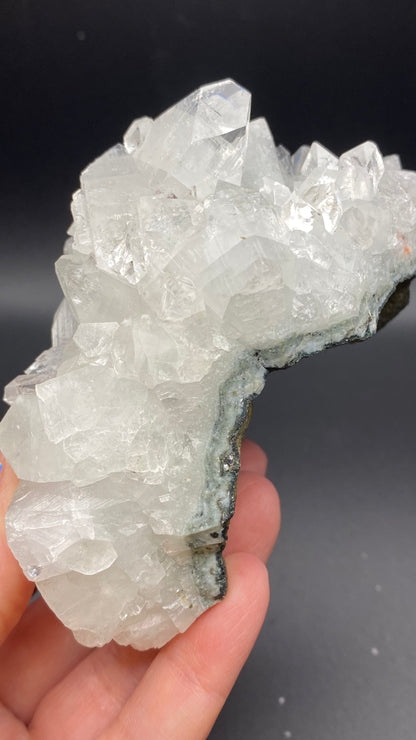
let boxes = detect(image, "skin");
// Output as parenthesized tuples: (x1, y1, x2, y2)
(0, 440, 280, 740)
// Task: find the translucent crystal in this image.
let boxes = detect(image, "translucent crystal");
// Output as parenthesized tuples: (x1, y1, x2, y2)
(133, 79, 251, 198)
(336, 141, 385, 200)
(1, 79, 415, 650)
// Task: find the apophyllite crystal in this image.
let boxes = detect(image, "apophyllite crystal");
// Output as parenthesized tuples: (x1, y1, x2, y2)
(1, 80, 415, 649)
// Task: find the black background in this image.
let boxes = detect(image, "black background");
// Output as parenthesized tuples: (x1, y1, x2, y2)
(1, 2, 416, 738)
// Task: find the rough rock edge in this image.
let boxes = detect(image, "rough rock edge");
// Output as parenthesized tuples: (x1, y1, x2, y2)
(192, 276, 414, 607)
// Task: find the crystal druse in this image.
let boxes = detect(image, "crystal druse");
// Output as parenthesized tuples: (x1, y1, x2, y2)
(1, 80, 416, 649)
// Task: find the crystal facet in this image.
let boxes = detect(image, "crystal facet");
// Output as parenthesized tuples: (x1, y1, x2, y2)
(1, 80, 416, 649)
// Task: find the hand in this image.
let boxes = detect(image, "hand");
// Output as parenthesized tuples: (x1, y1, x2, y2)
(0, 441, 280, 739)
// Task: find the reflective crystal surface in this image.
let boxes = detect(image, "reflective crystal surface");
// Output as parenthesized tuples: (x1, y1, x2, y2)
(1, 80, 416, 649)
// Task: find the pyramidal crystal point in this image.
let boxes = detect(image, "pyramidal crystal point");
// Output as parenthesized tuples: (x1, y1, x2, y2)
(1, 79, 415, 650)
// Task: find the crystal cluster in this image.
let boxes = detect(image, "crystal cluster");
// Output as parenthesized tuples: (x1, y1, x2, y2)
(1, 80, 415, 650)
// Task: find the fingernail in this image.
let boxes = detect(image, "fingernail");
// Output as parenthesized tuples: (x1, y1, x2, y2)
(0, 462, 3, 475)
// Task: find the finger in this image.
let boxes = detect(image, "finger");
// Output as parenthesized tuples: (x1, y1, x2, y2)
(0, 597, 91, 724)
(29, 640, 156, 739)
(240, 439, 268, 475)
(0, 454, 34, 645)
(0, 702, 28, 740)
(100, 552, 269, 740)
(224, 471, 281, 562)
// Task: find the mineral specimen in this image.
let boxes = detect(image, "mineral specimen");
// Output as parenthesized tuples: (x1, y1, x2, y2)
(1, 79, 415, 650)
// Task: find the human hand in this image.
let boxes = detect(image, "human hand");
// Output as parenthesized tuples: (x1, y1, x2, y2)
(0, 441, 280, 739)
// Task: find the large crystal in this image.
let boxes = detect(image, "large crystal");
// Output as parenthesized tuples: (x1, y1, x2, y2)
(1, 80, 415, 650)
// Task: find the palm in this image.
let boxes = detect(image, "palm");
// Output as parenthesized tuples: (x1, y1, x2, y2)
(0, 440, 280, 740)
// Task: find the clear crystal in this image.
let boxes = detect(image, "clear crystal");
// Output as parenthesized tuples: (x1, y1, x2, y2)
(337, 141, 385, 200)
(1, 80, 415, 650)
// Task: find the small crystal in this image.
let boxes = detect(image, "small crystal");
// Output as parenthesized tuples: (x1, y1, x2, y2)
(337, 141, 385, 200)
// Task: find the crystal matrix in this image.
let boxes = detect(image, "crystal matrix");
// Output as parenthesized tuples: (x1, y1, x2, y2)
(1, 80, 416, 649)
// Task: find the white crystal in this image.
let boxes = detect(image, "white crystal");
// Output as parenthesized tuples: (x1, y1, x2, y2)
(1, 79, 415, 650)
(336, 141, 385, 200)
(298, 141, 338, 177)
(133, 79, 251, 199)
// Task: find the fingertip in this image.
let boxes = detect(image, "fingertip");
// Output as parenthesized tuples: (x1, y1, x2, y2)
(172, 552, 270, 687)
(225, 472, 281, 562)
(224, 551, 270, 617)
(240, 439, 268, 475)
